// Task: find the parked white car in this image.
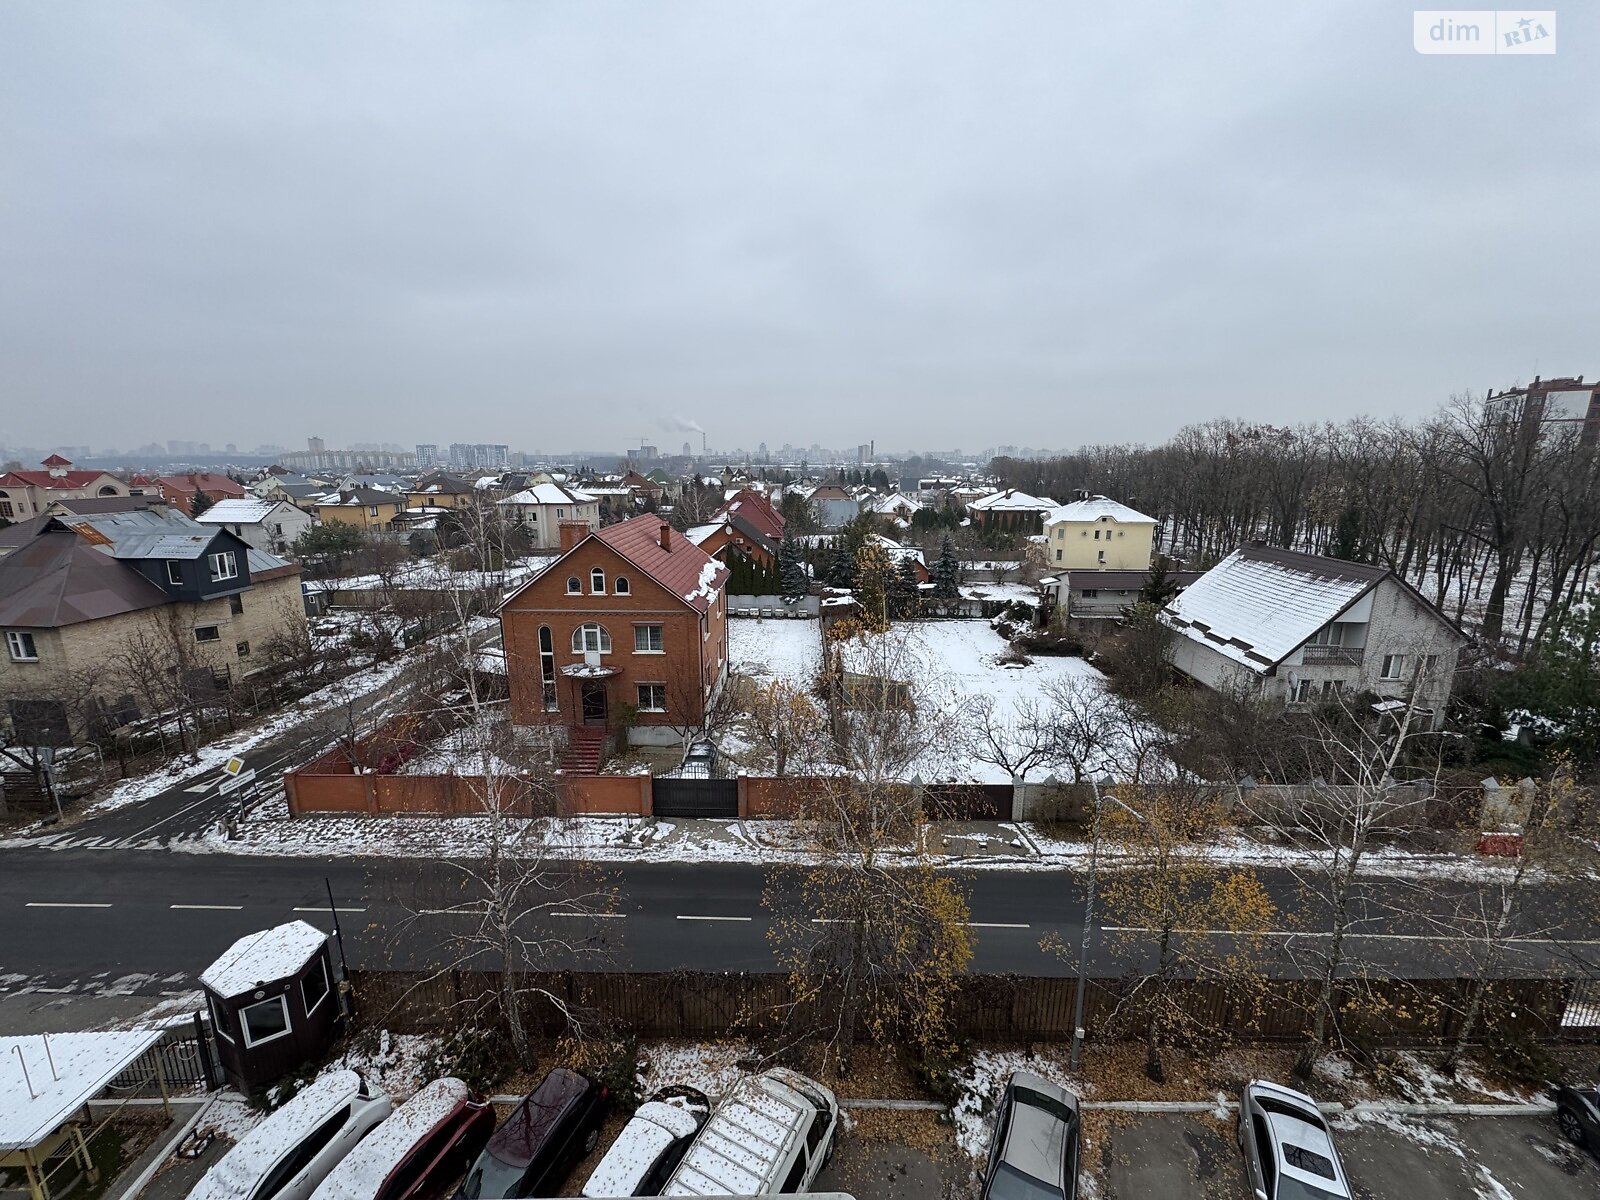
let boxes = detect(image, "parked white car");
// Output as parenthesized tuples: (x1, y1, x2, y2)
(582, 1090, 710, 1198)
(663, 1068, 838, 1196)
(189, 1070, 392, 1200)
(1238, 1079, 1352, 1200)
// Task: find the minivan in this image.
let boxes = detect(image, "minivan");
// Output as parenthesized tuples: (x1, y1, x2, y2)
(456, 1068, 610, 1199)
(188, 1070, 392, 1200)
(311, 1077, 495, 1200)
(662, 1068, 838, 1197)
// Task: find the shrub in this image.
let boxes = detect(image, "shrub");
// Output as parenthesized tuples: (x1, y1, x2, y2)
(423, 1022, 515, 1094)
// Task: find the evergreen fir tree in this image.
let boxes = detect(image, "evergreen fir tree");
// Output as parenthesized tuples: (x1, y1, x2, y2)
(931, 535, 961, 601)
(1139, 556, 1180, 608)
(779, 535, 809, 599)
(828, 538, 857, 589)
(190, 487, 214, 517)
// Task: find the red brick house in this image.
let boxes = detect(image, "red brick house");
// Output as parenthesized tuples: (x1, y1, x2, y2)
(153, 472, 248, 515)
(500, 513, 730, 751)
(711, 488, 784, 542)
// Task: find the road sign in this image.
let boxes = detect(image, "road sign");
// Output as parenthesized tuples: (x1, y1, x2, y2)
(218, 768, 257, 795)
(223, 757, 247, 776)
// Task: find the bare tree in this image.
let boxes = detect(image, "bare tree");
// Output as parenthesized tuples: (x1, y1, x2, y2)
(1243, 678, 1441, 1078)
(742, 679, 828, 776)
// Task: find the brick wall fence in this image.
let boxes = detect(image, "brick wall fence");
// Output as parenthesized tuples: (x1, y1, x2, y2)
(349, 967, 1597, 1046)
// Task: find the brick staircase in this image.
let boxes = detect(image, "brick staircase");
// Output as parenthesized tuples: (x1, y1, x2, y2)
(559, 726, 607, 775)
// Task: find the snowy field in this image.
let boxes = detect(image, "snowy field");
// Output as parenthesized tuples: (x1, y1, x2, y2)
(730, 618, 1118, 783)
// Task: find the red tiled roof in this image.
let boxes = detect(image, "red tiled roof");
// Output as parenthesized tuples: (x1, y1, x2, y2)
(0, 470, 117, 490)
(41, 454, 73, 466)
(712, 489, 784, 540)
(593, 514, 728, 614)
(154, 473, 247, 497)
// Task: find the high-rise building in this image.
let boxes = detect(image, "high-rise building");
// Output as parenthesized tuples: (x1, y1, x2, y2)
(415, 443, 439, 466)
(448, 443, 510, 469)
(307, 436, 325, 455)
(682, 441, 693, 457)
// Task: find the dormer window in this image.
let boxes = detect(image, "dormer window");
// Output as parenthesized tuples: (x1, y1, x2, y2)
(167, 561, 182, 586)
(207, 551, 238, 582)
(566, 576, 581, 595)
(591, 568, 606, 593)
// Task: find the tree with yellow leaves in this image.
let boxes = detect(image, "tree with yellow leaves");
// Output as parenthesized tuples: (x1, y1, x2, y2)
(852, 540, 893, 633)
(1071, 782, 1277, 1082)
(744, 679, 828, 777)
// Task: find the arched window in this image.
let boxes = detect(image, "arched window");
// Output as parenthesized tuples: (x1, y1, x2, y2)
(615, 576, 631, 595)
(538, 626, 558, 711)
(566, 576, 581, 594)
(572, 624, 612, 654)
(591, 567, 606, 594)
(98, 485, 119, 496)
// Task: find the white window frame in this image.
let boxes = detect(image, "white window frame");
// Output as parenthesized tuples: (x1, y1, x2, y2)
(571, 624, 612, 654)
(301, 957, 331, 1015)
(566, 576, 582, 595)
(591, 567, 606, 594)
(209, 995, 234, 1043)
(166, 561, 183, 585)
(207, 551, 238, 582)
(637, 683, 667, 712)
(1380, 654, 1407, 681)
(7, 630, 39, 662)
(615, 576, 631, 595)
(239, 995, 292, 1048)
(634, 624, 664, 654)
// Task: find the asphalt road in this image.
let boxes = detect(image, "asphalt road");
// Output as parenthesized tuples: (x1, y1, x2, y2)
(3, 850, 1597, 993)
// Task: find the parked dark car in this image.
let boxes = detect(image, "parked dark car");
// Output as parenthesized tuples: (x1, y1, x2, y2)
(313, 1077, 495, 1200)
(980, 1071, 1080, 1200)
(1238, 1080, 1351, 1200)
(456, 1068, 610, 1199)
(582, 1088, 711, 1197)
(1557, 1083, 1600, 1154)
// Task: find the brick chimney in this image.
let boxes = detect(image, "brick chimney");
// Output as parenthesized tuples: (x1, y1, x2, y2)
(559, 520, 588, 552)
(659, 520, 672, 551)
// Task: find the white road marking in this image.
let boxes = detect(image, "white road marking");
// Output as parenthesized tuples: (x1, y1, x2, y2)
(1099, 926, 1600, 946)
(967, 922, 1032, 929)
(170, 904, 244, 911)
(676, 914, 753, 922)
(26, 902, 112, 909)
(182, 783, 212, 794)
(810, 918, 852, 924)
(551, 911, 626, 919)
(293, 906, 366, 914)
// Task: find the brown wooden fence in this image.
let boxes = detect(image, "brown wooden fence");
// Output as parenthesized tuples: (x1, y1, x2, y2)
(349, 969, 1590, 1046)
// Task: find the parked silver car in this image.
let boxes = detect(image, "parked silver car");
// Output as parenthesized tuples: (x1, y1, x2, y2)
(1237, 1080, 1351, 1200)
(979, 1071, 1081, 1200)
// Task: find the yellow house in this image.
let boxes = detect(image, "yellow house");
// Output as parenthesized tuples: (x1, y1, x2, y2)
(1042, 495, 1156, 571)
(313, 487, 406, 530)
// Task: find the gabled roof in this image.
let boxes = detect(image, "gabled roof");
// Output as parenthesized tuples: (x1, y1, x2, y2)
(194, 498, 290, 525)
(54, 509, 228, 561)
(1045, 495, 1156, 525)
(0, 469, 121, 491)
(498, 482, 597, 507)
(318, 487, 404, 507)
(712, 488, 784, 540)
(153, 473, 247, 497)
(967, 489, 1057, 512)
(1161, 545, 1462, 672)
(502, 513, 728, 615)
(45, 495, 164, 516)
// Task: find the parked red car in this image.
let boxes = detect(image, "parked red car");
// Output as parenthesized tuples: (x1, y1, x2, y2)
(311, 1077, 495, 1200)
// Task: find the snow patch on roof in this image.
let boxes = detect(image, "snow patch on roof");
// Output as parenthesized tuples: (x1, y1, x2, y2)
(199, 920, 327, 998)
(1044, 495, 1156, 525)
(0, 1031, 164, 1152)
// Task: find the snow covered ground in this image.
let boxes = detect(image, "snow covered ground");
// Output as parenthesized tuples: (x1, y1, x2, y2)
(731, 618, 1122, 783)
(307, 556, 551, 595)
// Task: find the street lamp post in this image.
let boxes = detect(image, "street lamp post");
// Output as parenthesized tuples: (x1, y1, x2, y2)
(1071, 776, 1146, 1073)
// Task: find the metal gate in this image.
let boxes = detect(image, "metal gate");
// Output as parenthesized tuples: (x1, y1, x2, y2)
(923, 783, 1014, 821)
(652, 776, 739, 818)
(106, 1013, 221, 1093)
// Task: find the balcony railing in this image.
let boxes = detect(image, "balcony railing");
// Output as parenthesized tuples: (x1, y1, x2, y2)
(1302, 645, 1364, 666)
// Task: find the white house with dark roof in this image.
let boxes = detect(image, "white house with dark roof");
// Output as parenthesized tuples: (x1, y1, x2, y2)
(194, 497, 312, 554)
(1160, 545, 1467, 728)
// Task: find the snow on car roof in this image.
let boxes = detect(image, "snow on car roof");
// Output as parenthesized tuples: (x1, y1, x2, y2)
(311, 1078, 468, 1200)
(199, 920, 328, 998)
(581, 1102, 698, 1198)
(189, 1071, 365, 1200)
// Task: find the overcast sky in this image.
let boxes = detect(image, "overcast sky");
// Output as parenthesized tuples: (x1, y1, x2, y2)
(2, 2, 1595, 457)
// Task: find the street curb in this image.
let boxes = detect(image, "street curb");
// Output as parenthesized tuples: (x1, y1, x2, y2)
(112, 1094, 217, 1200)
